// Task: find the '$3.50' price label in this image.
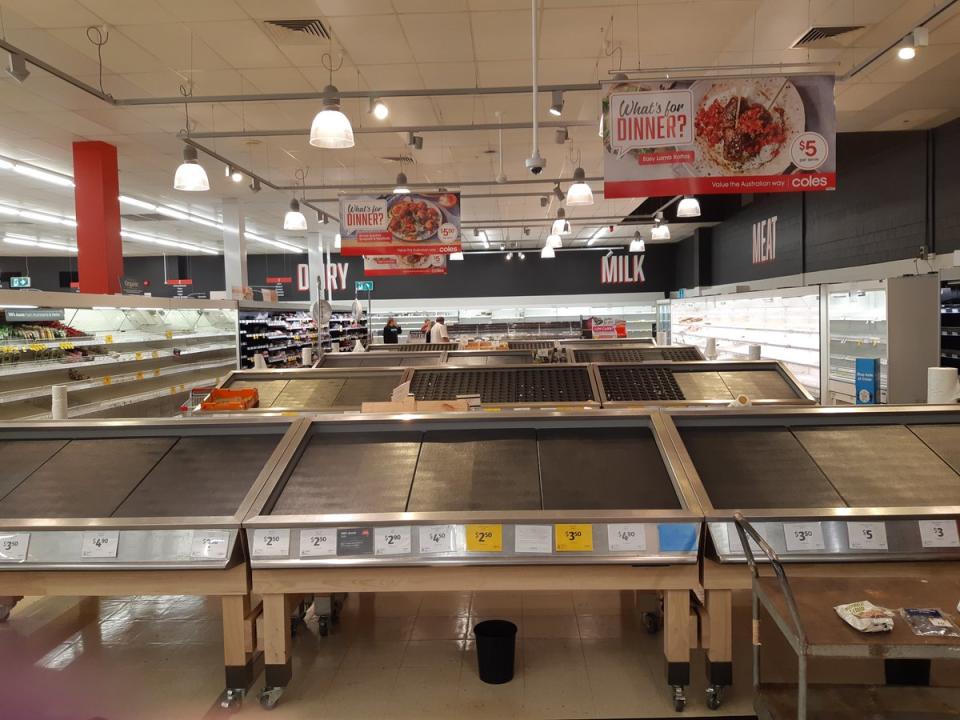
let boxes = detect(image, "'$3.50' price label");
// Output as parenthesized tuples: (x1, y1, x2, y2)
(0, 533, 30, 562)
(466, 524, 502, 552)
(555, 524, 593, 552)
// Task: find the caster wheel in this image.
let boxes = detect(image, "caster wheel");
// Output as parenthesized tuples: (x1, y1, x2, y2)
(706, 685, 723, 710)
(641, 612, 661, 634)
(672, 686, 686, 712)
(318, 618, 329, 637)
(219, 689, 243, 710)
(290, 618, 300, 637)
(259, 687, 283, 710)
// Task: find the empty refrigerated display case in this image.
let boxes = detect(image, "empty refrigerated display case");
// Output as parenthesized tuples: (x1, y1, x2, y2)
(407, 364, 600, 408)
(314, 351, 444, 368)
(564, 345, 705, 363)
(444, 349, 536, 366)
(242, 410, 703, 710)
(660, 405, 960, 710)
(0, 417, 300, 709)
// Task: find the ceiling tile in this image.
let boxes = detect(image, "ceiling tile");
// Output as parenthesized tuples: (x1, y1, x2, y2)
(416, 61, 477, 89)
(0, 0, 102, 28)
(471, 10, 529, 61)
(187, 19, 293, 68)
(155, 0, 246, 22)
(77, 0, 176, 25)
(398, 13, 475, 64)
(118, 23, 232, 72)
(315, 0, 395, 16)
(329, 15, 416, 65)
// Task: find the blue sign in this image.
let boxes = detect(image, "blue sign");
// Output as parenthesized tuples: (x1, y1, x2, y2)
(9, 276, 30, 288)
(355, 280, 374, 292)
(855, 357, 880, 404)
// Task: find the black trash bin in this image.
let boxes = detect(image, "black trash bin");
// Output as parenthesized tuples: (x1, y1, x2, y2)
(472, 619, 518, 684)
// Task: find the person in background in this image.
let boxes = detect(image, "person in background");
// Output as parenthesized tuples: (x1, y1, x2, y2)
(429, 316, 451, 343)
(419, 318, 434, 342)
(382, 317, 402, 344)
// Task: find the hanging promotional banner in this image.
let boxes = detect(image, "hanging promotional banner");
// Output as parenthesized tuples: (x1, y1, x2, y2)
(339, 192, 461, 256)
(363, 254, 448, 277)
(603, 75, 836, 197)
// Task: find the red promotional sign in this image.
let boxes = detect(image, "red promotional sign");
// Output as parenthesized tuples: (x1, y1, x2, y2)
(164, 279, 193, 286)
(603, 75, 836, 197)
(266, 276, 292, 284)
(339, 192, 461, 256)
(362, 254, 448, 277)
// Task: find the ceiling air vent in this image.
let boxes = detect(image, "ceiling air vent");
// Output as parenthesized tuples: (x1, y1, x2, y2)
(261, 19, 331, 45)
(792, 25, 864, 49)
(380, 155, 415, 164)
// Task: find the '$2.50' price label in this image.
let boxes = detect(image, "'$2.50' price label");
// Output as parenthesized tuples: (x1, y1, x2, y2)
(251, 529, 290, 557)
(466, 524, 502, 552)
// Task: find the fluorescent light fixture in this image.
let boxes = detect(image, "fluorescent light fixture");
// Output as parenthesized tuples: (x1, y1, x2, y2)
(118, 195, 157, 211)
(19, 209, 76, 227)
(546, 233, 562, 249)
(629, 232, 645, 253)
(369, 97, 389, 120)
(283, 199, 308, 231)
(13, 162, 74, 187)
(566, 167, 594, 206)
(393, 172, 410, 194)
(549, 89, 564, 117)
(244, 231, 301, 253)
(676, 196, 701, 218)
(121, 229, 219, 255)
(310, 85, 355, 149)
(155, 205, 189, 220)
(3, 234, 77, 253)
(540, 245, 555, 259)
(0, 157, 13, 170)
(449, 251, 464, 261)
(174, 145, 210, 191)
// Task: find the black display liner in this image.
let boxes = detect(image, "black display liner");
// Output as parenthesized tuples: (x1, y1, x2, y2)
(410, 366, 595, 403)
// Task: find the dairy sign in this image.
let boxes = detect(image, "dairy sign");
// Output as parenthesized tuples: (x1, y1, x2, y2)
(338, 192, 461, 256)
(603, 75, 836, 197)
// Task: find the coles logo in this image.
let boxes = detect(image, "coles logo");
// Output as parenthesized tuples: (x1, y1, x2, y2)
(791, 174, 830, 189)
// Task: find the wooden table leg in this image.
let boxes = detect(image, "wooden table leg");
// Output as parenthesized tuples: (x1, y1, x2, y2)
(704, 589, 733, 708)
(222, 595, 255, 693)
(664, 589, 691, 709)
(262, 593, 292, 691)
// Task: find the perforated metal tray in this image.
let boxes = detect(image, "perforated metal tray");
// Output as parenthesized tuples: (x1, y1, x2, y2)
(377, 343, 450, 352)
(569, 346, 705, 363)
(444, 350, 536, 367)
(408, 364, 600, 407)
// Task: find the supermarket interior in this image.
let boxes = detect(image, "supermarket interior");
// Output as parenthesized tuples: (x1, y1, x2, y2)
(3, 2, 960, 719)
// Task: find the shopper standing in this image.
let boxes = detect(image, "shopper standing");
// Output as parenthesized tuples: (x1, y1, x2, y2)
(382, 317, 402, 344)
(429, 316, 451, 343)
(419, 318, 434, 342)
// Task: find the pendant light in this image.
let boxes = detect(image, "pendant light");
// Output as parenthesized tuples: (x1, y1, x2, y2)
(334, 233, 342, 249)
(551, 208, 570, 236)
(540, 244, 555, 259)
(310, 53, 354, 149)
(284, 199, 307, 231)
(629, 231, 645, 253)
(449, 251, 464, 261)
(566, 159, 593, 206)
(369, 97, 389, 120)
(546, 233, 562, 249)
(676, 196, 701, 218)
(393, 171, 410, 194)
(174, 146, 209, 192)
(651, 213, 671, 240)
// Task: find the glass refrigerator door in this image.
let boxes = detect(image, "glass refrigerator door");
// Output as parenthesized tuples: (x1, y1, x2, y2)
(826, 285, 887, 405)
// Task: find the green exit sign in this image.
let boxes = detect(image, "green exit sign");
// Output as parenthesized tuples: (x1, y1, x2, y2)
(10, 276, 31, 288)
(355, 280, 374, 292)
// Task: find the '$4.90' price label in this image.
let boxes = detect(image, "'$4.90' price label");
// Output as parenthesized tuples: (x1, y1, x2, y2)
(466, 524, 502, 552)
(81, 530, 120, 558)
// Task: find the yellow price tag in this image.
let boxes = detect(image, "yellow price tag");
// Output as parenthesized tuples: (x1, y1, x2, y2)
(134, 351, 142, 360)
(151, 351, 159, 359)
(102, 376, 111, 385)
(165, 330, 173, 339)
(105, 335, 113, 344)
(466, 524, 502, 552)
(555, 524, 593, 552)
(153, 369, 160, 377)
(135, 371, 144, 380)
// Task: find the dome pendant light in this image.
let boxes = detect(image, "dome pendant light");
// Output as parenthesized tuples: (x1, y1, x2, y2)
(393, 171, 410, 194)
(310, 54, 354, 149)
(551, 208, 570, 236)
(650, 212, 671, 241)
(566, 166, 594, 206)
(540, 244, 556, 259)
(629, 231, 645, 253)
(173, 145, 210, 192)
(284, 199, 308, 231)
(677, 196, 701, 218)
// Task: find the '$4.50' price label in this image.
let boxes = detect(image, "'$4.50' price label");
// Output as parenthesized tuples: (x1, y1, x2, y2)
(466, 524, 502, 552)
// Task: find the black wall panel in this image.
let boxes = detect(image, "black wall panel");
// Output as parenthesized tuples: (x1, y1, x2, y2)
(805, 131, 928, 272)
(935, 118, 960, 253)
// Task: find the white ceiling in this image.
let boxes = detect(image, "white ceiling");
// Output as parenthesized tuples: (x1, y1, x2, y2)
(0, 0, 959, 258)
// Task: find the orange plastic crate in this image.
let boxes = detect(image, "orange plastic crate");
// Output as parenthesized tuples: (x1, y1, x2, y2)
(199, 387, 259, 411)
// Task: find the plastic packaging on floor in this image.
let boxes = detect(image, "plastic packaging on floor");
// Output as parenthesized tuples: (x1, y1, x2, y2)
(835, 600, 895, 632)
(901, 608, 960, 637)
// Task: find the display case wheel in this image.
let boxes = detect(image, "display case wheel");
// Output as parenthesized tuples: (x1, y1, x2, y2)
(641, 611, 661, 634)
(259, 687, 284, 710)
(672, 685, 686, 712)
(706, 685, 723, 710)
(219, 688, 243, 710)
(318, 616, 330, 637)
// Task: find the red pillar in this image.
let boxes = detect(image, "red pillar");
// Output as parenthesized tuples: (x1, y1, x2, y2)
(73, 141, 123, 294)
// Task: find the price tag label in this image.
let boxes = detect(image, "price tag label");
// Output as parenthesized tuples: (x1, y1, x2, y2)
(190, 530, 230, 560)
(251, 529, 290, 557)
(466, 524, 502, 552)
(0, 532, 29, 562)
(919, 520, 960, 548)
(608, 523, 646, 552)
(105, 335, 113, 344)
(515, 525, 552, 554)
(374, 526, 411, 555)
(135, 371, 144, 381)
(847, 522, 888, 551)
(81, 530, 120, 558)
(419, 525, 454, 554)
(783, 522, 825, 552)
(102, 376, 111, 385)
(151, 351, 159, 359)
(134, 351, 142, 361)
(555, 524, 593, 552)
(165, 330, 174, 339)
(299, 529, 336, 557)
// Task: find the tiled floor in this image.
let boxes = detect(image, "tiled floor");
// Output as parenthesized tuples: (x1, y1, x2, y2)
(0, 590, 755, 719)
